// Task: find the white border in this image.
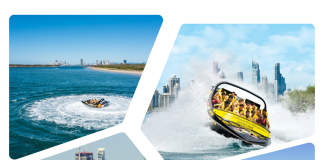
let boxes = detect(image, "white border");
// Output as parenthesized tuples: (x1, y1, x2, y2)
(1, 1, 322, 160)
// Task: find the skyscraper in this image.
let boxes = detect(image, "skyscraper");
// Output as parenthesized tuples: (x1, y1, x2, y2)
(96, 60, 98, 65)
(152, 89, 159, 108)
(169, 74, 180, 96)
(124, 60, 127, 64)
(252, 60, 260, 87)
(213, 61, 220, 75)
(163, 84, 169, 94)
(80, 59, 83, 66)
(262, 76, 268, 94)
(75, 145, 94, 160)
(274, 63, 286, 102)
(97, 148, 105, 160)
(237, 72, 244, 81)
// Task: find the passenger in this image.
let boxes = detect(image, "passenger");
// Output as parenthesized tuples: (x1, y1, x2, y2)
(220, 93, 226, 103)
(214, 93, 226, 108)
(238, 104, 245, 117)
(261, 108, 269, 117)
(246, 102, 251, 110)
(265, 114, 270, 129)
(234, 98, 244, 109)
(245, 111, 251, 120)
(256, 110, 261, 118)
(228, 95, 235, 104)
(231, 92, 237, 101)
(224, 100, 232, 111)
(212, 98, 220, 108)
(261, 109, 269, 126)
(231, 105, 239, 115)
(251, 103, 258, 111)
(251, 110, 258, 122)
(256, 114, 267, 128)
(245, 103, 251, 113)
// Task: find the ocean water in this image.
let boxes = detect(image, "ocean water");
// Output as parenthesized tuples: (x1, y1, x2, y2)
(9, 67, 140, 159)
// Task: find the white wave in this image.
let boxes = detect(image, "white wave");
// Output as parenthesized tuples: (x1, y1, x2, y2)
(142, 59, 315, 154)
(23, 94, 131, 130)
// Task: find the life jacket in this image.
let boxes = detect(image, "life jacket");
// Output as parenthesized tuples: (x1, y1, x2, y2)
(251, 114, 258, 122)
(257, 118, 267, 127)
(239, 109, 245, 117)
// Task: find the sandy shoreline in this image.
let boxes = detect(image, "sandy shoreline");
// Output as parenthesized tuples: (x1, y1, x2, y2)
(89, 67, 142, 75)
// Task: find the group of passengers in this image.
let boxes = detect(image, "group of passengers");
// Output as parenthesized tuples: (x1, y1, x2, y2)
(212, 89, 270, 129)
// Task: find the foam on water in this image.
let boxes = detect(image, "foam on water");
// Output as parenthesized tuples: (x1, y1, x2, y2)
(22, 94, 131, 130)
(142, 59, 315, 157)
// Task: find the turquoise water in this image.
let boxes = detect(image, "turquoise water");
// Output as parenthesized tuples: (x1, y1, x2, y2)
(9, 67, 140, 159)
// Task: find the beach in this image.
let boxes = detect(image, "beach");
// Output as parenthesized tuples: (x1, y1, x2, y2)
(89, 67, 143, 75)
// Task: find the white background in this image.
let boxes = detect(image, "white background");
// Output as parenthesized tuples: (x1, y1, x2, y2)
(1, 1, 322, 160)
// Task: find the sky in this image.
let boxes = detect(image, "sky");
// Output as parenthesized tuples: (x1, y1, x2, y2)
(244, 143, 314, 160)
(9, 15, 162, 65)
(43, 133, 144, 160)
(158, 24, 315, 92)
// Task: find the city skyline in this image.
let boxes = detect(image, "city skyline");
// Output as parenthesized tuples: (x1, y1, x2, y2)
(158, 24, 315, 91)
(44, 133, 143, 160)
(9, 15, 162, 64)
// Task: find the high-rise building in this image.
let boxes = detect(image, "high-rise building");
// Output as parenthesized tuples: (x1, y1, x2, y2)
(163, 84, 169, 94)
(81, 59, 83, 66)
(96, 60, 98, 65)
(173, 83, 180, 98)
(237, 72, 244, 81)
(153, 89, 159, 108)
(213, 61, 220, 75)
(262, 76, 268, 94)
(100, 61, 102, 65)
(124, 60, 127, 64)
(252, 60, 260, 87)
(169, 74, 180, 96)
(158, 93, 173, 108)
(97, 148, 105, 160)
(274, 63, 286, 102)
(75, 145, 94, 160)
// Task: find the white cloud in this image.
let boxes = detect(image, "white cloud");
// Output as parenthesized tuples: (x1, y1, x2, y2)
(295, 66, 303, 71)
(166, 25, 315, 90)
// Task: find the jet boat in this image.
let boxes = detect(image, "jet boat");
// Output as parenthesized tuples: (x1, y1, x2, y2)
(207, 81, 271, 146)
(81, 98, 109, 108)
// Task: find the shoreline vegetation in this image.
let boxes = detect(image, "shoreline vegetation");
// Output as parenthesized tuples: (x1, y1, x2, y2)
(90, 64, 145, 75)
(9, 64, 60, 67)
(280, 85, 315, 113)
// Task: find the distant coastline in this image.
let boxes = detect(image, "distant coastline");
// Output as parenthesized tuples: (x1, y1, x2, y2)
(9, 64, 60, 68)
(89, 67, 142, 75)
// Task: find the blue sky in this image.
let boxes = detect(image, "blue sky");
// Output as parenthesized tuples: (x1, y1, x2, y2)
(44, 133, 144, 160)
(244, 143, 314, 160)
(9, 15, 162, 64)
(158, 24, 315, 92)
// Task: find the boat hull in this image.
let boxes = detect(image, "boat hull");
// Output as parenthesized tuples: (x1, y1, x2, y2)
(208, 107, 271, 146)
